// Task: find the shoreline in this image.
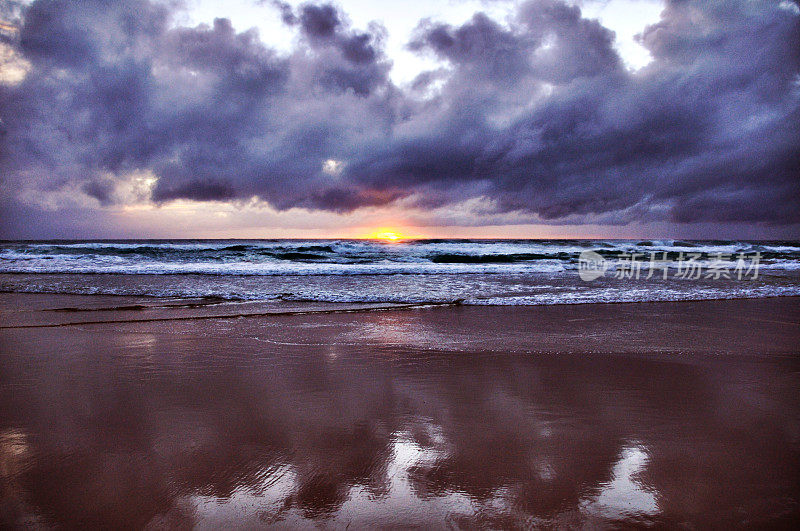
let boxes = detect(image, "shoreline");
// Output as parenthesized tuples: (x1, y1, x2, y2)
(2, 292, 798, 356)
(6, 293, 798, 330)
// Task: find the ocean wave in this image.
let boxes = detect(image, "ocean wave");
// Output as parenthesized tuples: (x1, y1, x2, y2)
(429, 253, 563, 263)
(0, 259, 567, 275)
(1, 240, 798, 306)
(2, 239, 798, 268)
(3, 281, 799, 306)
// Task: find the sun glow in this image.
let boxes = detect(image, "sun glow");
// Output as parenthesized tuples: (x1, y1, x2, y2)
(369, 229, 404, 241)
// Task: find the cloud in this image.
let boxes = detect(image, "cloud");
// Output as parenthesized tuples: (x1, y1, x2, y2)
(299, 3, 340, 38)
(0, 0, 798, 236)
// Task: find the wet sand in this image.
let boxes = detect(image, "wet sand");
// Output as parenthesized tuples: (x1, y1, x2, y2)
(1, 294, 799, 528)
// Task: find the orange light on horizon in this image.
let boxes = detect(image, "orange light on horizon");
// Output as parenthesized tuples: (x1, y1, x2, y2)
(377, 231, 401, 241)
(366, 228, 405, 241)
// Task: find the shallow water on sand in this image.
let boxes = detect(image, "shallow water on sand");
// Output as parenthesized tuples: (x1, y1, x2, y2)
(1, 301, 799, 528)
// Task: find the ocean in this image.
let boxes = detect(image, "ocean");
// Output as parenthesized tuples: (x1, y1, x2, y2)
(1, 239, 799, 305)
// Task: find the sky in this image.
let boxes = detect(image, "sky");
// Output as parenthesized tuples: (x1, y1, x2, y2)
(0, 0, 798, 239)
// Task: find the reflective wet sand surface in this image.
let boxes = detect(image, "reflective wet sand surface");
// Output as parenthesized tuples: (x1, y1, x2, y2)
(1, 296, 799, 528)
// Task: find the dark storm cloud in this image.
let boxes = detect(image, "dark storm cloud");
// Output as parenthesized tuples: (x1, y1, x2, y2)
(409, 13, 536, 83)
(299, 3, 340, 38)
(354, 0, 800, 224)
(267, 1, 298, 26)
(0, 0, 394, 211)
(0, 0, 798, 233)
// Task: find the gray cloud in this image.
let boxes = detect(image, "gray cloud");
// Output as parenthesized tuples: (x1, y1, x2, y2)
(0, 0, 798, 235)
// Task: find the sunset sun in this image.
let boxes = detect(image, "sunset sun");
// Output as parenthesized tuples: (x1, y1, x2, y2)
(369, 229, 404, 241)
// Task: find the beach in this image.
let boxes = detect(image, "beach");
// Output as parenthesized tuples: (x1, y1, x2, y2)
(1, 293, 799, 528)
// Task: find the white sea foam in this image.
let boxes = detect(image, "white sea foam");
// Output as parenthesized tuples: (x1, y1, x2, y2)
(1, 239, 798, 305)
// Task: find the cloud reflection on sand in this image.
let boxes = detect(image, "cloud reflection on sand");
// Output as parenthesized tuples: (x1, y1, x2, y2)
(0, 308, 798, 528)
(581, 444, 659, 521)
